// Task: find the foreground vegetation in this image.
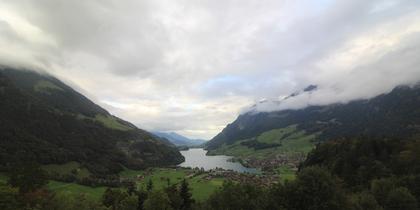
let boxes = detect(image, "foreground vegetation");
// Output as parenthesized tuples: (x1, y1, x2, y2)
(119, 168, 224, 201)
(1, 136, 419, 210)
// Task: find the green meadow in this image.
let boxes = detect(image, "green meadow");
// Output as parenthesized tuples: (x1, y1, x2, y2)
(10, 167, 226, 202)
(47, 181, 108, 201)
(208, 125, 317, 160)
(42, 161, 91, 179)
(120, 168, 225, 201)
(276, 165, 296, 182)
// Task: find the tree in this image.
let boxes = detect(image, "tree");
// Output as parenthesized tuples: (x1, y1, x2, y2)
(351, 191, 383, 210)
(283, 167, 350, 210)
(47, 193, 108, 210)
(371, 178, 396, 207)
(136, 188, 148, 210)
(385, 187, 418, 210)
(102, 188, 128, 210)
(179, 179, 194, 210)
(127, 181, 137, 196)
(165, 184, 182, 210)
(117, 195, 139, 210)
(143, 190, 173, 210)
(205, 181, 267, 210)
(8, 162, 47, 193)
(0, 184, 21, 210)
(146, 179, 153, 192)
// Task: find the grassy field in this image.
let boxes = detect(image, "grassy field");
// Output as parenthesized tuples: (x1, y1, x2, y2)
(42, 161, 91, 179)
(41, 168, 225, 202)
(47, 181, 108, 201)
(124, 168, 187, 189)
(94, 114, 133, 131)
(189, 176, 224, 201)
(76, 114, 133, 131)
(276, 165, 296, 182)
(1, 167, 225, 202)
(120, 168, 224, 201)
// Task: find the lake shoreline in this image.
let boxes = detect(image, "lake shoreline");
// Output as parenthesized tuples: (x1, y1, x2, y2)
(178, 148, 259, 174)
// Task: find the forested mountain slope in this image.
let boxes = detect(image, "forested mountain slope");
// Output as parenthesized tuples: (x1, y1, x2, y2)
(0, 67, 184, 174)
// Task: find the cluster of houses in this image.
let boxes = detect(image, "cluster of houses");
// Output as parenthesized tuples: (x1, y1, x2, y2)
(131, 163, 297, 188)
(240, 152, 306, 172)
(185, 167, 280, 187)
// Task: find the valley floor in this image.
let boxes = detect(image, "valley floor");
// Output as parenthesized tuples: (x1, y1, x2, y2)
(37, 167, 227, 201)
(18, 165, 291, 202)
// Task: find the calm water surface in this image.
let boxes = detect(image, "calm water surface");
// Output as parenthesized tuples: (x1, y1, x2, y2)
(178, 148, 258, 173)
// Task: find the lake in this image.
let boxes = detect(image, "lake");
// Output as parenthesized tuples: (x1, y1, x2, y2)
(178, 148, 259, 173)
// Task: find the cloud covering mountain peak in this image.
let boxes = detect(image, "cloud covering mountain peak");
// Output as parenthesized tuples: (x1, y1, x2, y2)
(0, 0, 419, 139)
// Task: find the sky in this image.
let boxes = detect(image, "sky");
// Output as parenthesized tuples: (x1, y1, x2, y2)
(0, 0, 420, 139)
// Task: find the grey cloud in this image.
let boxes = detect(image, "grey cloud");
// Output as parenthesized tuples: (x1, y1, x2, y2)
(0, 0, 419, 138)
(250, 29, 420, 113)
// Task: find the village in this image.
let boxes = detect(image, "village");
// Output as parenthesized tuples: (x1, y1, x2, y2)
(130, 166, 287, 188)
(230, 152, 306, 173)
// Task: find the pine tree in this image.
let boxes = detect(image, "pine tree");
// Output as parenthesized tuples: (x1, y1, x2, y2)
(179, 179, 194, 210)
(8, 162, 47, 194)
(136, 188, 148, 210)
(146, 179, 153, 192)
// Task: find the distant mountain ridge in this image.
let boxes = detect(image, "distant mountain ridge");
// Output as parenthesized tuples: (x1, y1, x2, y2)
(153, 132, 206, 146)
(0, 67, 184, 174)
(206, 84, 420, 151)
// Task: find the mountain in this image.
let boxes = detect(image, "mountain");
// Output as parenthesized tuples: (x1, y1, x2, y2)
(153, 132, 206, 146)
(205, 84, 420, 169)
(0, 67, 184, 174)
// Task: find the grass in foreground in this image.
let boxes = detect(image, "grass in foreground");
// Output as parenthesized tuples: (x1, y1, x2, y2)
(189, 175, 224, 201)
(120, 168, 225, 201)
(277, 165, 296, 182)
(4, 167, 249, 202)
(47, 181, 108, 201)
(42, 161, 90, 179)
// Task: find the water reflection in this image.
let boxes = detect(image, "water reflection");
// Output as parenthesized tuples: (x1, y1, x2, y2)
(178, 148, 258, 173)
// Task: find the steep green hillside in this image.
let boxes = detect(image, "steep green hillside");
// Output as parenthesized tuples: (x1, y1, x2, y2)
(208, 125, 315, 158)
(0, 67, 184, 175)
(207, 125, 316, 171)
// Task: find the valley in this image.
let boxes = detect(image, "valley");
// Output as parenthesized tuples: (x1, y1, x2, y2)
(1, 67, 420, 210)
(2, 1, 420, 209)
(36, 148, 283, 202)
(44, 167, 225, 202)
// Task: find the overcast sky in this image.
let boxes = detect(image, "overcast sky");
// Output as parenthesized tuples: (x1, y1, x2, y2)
(1, 0, 420, 139)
